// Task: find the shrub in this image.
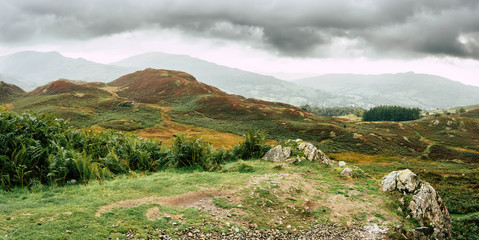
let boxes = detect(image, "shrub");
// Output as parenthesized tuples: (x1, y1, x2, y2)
(167, 134, 220, 171)
(232, 130, 271, 160)
(0, 110, 167, 189)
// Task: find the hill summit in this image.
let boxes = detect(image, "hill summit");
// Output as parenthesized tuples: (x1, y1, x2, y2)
(109, 68, 310, 120)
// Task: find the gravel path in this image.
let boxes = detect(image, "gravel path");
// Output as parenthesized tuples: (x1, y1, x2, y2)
(126, 224, 388, 240)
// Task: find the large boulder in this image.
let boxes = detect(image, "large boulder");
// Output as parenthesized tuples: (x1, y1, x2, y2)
(381, 169, 420, 193)
(382, 169, 451, 239)
(262, 145, 291, 162)
(409, 182, 451, 240)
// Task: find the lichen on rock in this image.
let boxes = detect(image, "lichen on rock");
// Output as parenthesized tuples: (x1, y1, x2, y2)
(381, 169, 451, 239)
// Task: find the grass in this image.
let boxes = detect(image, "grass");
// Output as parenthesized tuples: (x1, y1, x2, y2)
(0, 160, 399, 239)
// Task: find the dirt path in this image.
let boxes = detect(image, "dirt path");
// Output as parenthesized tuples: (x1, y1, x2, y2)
(95, 189, 233, 218)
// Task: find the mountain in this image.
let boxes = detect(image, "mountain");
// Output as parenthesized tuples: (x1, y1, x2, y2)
(0, 51, 134, 90)
(0, 51, 353, 107)
(2, 51, 478, 109)
(294, 72, 479, 109)
(0, 81, 24, 102)
(112, 52, 349, 106)
(0, 73, 35, 91)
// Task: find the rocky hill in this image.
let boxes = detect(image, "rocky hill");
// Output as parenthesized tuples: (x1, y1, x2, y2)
(0, 81, 24, 102)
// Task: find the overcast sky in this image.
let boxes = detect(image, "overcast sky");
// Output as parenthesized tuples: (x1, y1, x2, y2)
(1, 0, 478, 85)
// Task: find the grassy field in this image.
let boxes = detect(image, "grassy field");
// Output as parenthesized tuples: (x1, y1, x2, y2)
(0, 160, 400, 239)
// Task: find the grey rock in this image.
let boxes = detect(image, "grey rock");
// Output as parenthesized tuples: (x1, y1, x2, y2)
(296, 140, 336, 166)
(397, 169, 420, 193)
(262, 145, 291, 162)
(382, 169, 451, 240)
(381, 171, 399, 192)
(409, 182, 451, 240)
(381, 169, 419, 193)
(340, 167, 353, 177)
(338, 161, 346, 167)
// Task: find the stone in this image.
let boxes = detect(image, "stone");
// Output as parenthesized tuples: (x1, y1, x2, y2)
(296, 140, 335, 165)
(340, 167, 353, 177)
(262, 145, 291, 162)
(409, 182, 451, 240)
(338, 161, 346, 167)
(381, 169, 451, 239)
(397, 169, 420, 193)
(381, 171, 399, 192)
(381, 169, 419, 193)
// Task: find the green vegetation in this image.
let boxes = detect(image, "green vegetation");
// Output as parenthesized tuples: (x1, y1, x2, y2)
(362, 105, 421, 121)
(300, 105, 364, 117)
(0, 159, 398, 239)
(0, 110, 166, 190)
(455, 107, 467, 114)
(0, 110, 270, 190)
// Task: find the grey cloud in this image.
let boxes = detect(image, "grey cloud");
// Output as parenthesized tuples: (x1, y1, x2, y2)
(1, 0, 479, 59)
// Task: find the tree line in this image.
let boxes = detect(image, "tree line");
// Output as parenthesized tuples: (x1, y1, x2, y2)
(362, 105, 421, 121)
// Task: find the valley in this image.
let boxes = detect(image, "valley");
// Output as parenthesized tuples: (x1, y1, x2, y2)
(1, 68, 478, 239)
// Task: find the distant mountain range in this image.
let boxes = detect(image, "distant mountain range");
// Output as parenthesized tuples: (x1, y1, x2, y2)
(0, 80, 24, 102)
(1, 51, 478, 109)
(294, 73, 479, 109)
(0, 51, 133, 90)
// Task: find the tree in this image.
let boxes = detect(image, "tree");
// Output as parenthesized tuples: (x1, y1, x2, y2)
(455, 107, 466, 114)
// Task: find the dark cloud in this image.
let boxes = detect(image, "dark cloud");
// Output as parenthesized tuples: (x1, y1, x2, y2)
(1, 0, 479, 59)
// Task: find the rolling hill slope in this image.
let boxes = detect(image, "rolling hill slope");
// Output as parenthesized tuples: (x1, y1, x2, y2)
(112, 52, 347, 106)
(8, 68, 479, 160)
(294, 72, 479, 109)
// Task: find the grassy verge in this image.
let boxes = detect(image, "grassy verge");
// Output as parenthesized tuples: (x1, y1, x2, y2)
(0, 160, 398, 239)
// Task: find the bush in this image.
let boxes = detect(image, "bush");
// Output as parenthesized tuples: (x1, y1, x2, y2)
(167, 134, 220, 171)
(0, 111, 275, 190)
(232, 130, 271, 160)
(0, 110, 166, 189)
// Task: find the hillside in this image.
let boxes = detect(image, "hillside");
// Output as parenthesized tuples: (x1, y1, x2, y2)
(294, 72, 479, 109)
(3, 68, 479, 238)
(0, 51, 134, 90)
(0, 81, 24, 102)
(112, 52, 349, 106)
(2, 51, 477, 109)
(8, 68, 479, 160)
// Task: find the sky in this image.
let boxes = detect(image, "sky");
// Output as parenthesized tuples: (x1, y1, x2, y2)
(0, 0, 479, 85)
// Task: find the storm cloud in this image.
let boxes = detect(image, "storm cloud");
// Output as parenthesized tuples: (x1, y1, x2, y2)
(1, 0, 478, 59)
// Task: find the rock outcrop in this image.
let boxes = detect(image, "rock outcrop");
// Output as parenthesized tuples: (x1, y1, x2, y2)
(296, 139, 336, 166)
(340, 167, 353, 177)
(262, 145, 291, 162)
(381, 169, 451, 240)
(262, 139, 335, 166)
